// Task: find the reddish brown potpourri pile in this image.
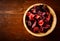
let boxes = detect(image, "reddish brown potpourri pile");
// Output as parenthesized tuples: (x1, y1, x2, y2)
(25, 5, 53, 33)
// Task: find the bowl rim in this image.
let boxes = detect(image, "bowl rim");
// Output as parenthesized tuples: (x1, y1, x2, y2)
(23, 3, 57, 37)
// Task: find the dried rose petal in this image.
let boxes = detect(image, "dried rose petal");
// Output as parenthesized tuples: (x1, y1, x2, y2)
(38, 11, 42, 15)
(35, 14, 40, 19)
(38, 11, 42, 14)
(27, 12, 35, 20)
(45, 24, 50, 29)
(33, 27, 39, 33)
(31, 9, 36, 13)
(38, 20, 44, 26)
(46, 14, 50, 21)
(32, 21, 36, 28)
(42, 12, 46, 16)
(46, 12, 49, 15)
(40, 27, 44, 32)
(27, 21, 32, 26)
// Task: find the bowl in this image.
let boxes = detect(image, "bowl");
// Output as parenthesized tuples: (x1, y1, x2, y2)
(23, 3, 57, 37)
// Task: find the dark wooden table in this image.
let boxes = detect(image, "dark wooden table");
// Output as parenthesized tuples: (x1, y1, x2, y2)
(0, 0, 60, 41)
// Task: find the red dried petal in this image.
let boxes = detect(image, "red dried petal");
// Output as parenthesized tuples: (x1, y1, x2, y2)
(42, 12, 46, 16)
(46, 14, 50, 21)
(32, 21, 36, 28)
(33, 27, 39, 32)
(40, 27, 44, 32)
(38, 11, 42, 14)
(28, 21, 32, 26)
(27, 12, 35, 20)
(38, 20, 44, 26)
(31, 9, 36, 13)
(35, 14, 40, 19)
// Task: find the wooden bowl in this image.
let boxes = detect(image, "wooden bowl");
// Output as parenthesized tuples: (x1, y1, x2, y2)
(23, 3, 57, 37)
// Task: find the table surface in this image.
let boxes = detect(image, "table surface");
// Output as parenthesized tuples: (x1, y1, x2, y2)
(0, 0, 60, 41)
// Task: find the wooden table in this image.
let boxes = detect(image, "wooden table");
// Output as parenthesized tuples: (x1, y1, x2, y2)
(0, 0, 60, 41)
